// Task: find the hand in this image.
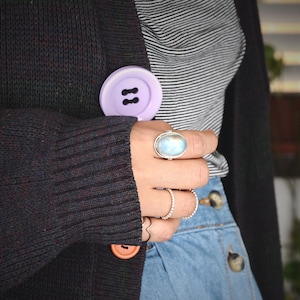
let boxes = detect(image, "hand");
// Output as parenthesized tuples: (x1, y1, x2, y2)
(130, 120, 218, 242)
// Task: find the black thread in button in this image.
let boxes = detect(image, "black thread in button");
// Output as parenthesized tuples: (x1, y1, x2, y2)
(123, 97, 139, 105)
(122, 88, 138, 96)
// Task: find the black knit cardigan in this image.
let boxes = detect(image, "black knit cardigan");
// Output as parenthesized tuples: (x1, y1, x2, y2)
(0, 0, 283, 299)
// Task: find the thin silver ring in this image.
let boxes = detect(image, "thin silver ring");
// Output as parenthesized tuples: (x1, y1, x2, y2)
(183, 189, 199, 219)
(145, 217, 153, 242)
(154, 130, 187, 160)
(161, 188, 175, 220)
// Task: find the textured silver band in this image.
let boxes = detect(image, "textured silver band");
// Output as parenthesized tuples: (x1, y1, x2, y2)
(161, 188, 175, 220)
(183, 189, 199, 219)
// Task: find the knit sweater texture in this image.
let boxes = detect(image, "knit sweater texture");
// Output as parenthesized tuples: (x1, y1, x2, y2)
(1, 1, 148, 299)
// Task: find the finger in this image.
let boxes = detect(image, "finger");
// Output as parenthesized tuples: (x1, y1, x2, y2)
(140, 188, 199, 219)
(152, 129, 217, 160)
(177, 129, 218, 159)
(142, 217, 181, 243)
(145, 157, 210, 189)
(131, 122, 217, 160)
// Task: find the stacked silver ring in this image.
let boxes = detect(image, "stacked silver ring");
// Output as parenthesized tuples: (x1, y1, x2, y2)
(183, 189, 199, 219)
(161, 188, 175, 220)
(161, 188, 199, 220)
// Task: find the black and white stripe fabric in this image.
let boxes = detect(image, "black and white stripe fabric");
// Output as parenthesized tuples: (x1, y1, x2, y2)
(134, 0, 245, 177)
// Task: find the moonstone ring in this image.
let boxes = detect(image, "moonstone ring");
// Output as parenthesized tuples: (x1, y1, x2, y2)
(154, 130, 187, 160)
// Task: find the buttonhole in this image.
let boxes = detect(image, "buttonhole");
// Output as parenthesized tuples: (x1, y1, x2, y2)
(122, 87, 138, 96)
(123, 97, 139, 105)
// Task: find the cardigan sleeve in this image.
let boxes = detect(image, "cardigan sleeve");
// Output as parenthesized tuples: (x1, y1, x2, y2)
(0, 108, 142, 292)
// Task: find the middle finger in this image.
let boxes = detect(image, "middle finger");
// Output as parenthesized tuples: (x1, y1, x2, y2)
(153, 129, 218, 160)
(148, 157, 210, 189)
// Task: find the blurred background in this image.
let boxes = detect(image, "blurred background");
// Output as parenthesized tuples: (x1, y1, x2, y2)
(257, 0, 300, 298)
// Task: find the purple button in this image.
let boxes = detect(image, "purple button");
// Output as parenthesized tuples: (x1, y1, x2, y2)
(99, 66, 162, 120)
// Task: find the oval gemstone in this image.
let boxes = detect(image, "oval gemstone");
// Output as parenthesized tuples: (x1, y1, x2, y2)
(155, 132, 187, 159)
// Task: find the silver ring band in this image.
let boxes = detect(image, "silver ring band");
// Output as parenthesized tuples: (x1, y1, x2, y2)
(183, 189, 199, 219)
(161, 188, 175, 220)
(145, 217, 153, 242)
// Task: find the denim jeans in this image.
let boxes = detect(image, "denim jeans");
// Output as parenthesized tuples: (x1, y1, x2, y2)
(140, 177, 262, 300)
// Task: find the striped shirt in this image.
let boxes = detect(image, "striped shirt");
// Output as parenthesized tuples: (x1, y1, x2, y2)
(134, 0, 245, 177)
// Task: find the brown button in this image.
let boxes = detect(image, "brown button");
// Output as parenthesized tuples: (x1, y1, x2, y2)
(208, 191, 223, 209)
(227, 246, 245, 272)
(111, 244, 140, 259)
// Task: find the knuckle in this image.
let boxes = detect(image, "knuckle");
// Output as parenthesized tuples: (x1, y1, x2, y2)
(206, 130, 218, 146)
(153, 120, 172, 131)
(190, 159, 209, 186)
(191, 134, 205, 155)
(181, 194, 196, 217)
(157, 226, 174, 242)
(199, 161, 209, 185)
(191, 130, 218, 155)
(212, 132, 218, 148)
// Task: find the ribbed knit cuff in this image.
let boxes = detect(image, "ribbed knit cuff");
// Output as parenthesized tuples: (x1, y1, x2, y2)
(51, 115, 142, 245)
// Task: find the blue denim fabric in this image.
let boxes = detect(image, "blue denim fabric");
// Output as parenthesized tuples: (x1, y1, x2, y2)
(140, 178, 262, 300)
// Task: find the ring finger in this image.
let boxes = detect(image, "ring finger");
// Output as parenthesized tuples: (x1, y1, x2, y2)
(140, 188, 199, 219)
